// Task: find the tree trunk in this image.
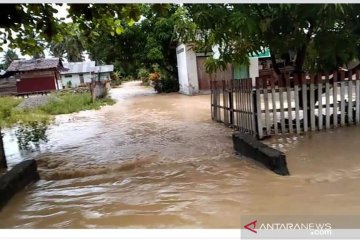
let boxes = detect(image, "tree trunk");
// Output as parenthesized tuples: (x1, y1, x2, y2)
(0, 128, 7, 169)
(294, 46, 306, 74)
(270, 50, 281, 75)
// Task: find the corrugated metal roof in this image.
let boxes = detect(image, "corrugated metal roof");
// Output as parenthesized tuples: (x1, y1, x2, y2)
(94, 65, 114, 73)
(7, 58, 63, 72)
(61, 61, 96, 74)
(60, 62, 114, 74)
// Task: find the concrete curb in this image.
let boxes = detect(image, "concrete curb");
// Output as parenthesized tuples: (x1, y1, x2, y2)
(0, 160, 40, 210)
(233, 132, 290, 176)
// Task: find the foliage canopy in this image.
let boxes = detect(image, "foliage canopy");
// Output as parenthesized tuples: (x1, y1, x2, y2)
(0, 4, 141, 56)
(178, 4, 360, 73)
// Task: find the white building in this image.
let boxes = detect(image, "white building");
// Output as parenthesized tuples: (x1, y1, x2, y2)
(176, 43, 267, 96)
(60, 61, 114, 88)
(93, 65, 114, 81)
(176, 44, 199, 95)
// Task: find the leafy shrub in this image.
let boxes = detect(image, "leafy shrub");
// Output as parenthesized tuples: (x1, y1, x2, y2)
(204, 57, 228, 74)
(151, 69, 179, 93)
(153, 77, 179, 93)
(111, 71, 122, 86)
(149, 72, 160, 81)
(152, 63, 160, 73)
(137, 68, 150, 86)
(122, 75, 134, 82)
(66, 80, 72, 88)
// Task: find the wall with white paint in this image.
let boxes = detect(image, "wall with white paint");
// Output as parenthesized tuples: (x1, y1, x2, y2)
(177, 44, 189, 95)
(176, 44, 199, 95)
(185, 45, 199, 95)
(61, 73, 92, 88)
(249, 57, 259, 86)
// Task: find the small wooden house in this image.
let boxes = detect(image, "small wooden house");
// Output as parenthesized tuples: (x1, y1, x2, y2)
(6, 58, 64, 95)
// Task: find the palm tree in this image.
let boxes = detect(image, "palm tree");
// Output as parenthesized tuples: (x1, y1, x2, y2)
(2, 49, 19, 70)
(49, 41, 66, 60)
(32, 51, 45, 59)
(49, 23, 85, 62)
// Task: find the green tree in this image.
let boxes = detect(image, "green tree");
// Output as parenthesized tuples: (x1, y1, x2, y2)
(32, 50, 45, 59)
(141, 4, 179, 80)
(86, 21, 144, 75)
(86, 4, 180, 83)
(0, 4, 141, 56)
(178, 4, 360, 74)
(49, 23, 85, 62)
(2, 49, 19, 70)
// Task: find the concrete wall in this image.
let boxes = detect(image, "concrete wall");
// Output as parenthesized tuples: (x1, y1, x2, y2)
(0, 160, 40, 210)
(233, 132, 290, 176)
(57, 80, 63, 90)
(176, 44, 199, 95)
(60, 73, 93, 88)
(94, 73, 111, 82)
(61, 73, 111, 88)
(249, 57, 259, 87)
(186, 46, 199, 94)
(61, 74, 80, 87)
(177, 44, 189, 95)
(90, 81, 110, 101)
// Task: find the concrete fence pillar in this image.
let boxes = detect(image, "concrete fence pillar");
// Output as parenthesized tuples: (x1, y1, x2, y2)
(90, 80, 109, 101)
(0, 160, 40, 210)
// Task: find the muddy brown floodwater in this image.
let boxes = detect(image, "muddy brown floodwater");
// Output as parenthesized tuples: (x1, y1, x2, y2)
(1, 81, 360, 228)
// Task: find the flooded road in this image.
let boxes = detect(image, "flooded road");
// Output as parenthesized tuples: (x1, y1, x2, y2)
(1, 81, 360, 228)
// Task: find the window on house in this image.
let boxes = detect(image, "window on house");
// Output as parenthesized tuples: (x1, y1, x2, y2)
(79, 73, 84, 84)
(64, 74, 72, 78)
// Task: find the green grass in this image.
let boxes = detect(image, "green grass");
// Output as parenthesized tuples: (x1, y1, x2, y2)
(0, 92, 115, 152)
(0, 96, 49, 127)
(0, 96, 22, 111)
(0, 96, 22, 126)
(39, 92, 116, 115)
(0, 92, 115, 127)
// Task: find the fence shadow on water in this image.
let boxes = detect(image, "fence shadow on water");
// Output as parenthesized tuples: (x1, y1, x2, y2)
(211, 70, 360, 139)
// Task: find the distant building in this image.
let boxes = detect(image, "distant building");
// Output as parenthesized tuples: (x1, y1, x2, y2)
(60, 61, 114, 88)
(93, 65, 114, 81)
(6, 58, 64, 95)
(176, 43, 272, 95)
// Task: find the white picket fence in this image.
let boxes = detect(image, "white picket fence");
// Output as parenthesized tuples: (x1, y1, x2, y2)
(211, 70, 360, 139)
(211, 79, 257, 135)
